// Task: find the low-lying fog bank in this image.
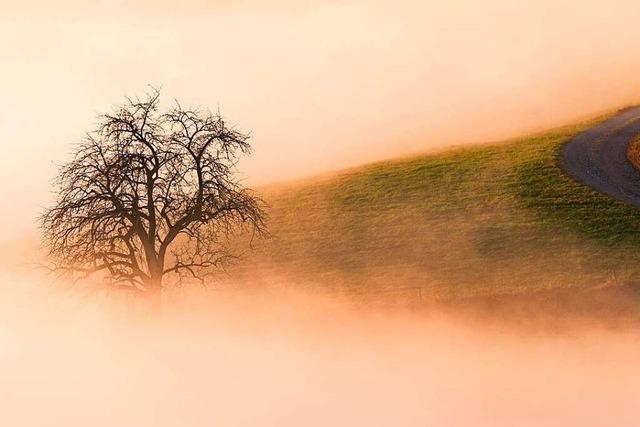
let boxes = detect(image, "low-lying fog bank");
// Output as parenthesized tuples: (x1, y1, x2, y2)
(1, 265, 639, 427)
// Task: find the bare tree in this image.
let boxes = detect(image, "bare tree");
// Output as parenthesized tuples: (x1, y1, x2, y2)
(40, 89, 266, 304)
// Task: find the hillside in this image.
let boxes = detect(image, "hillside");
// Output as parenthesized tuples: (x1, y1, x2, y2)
(229, 110, 640, 304)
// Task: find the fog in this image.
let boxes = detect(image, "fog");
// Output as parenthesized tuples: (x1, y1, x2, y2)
(3, 1, 640, 424)
(0, 252, 639, 426)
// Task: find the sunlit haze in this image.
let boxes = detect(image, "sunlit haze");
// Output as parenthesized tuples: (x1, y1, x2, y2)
(2, 0, 640, 240)
(2, 2, 640, 425)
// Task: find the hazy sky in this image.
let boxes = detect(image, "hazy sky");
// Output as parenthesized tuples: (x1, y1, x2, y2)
(2, 0, 640, 240)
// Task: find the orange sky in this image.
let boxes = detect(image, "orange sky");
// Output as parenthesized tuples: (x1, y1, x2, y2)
(2, 0, 640, 241)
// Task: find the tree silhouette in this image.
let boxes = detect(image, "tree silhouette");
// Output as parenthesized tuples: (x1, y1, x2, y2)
(41, 89, 266, 303)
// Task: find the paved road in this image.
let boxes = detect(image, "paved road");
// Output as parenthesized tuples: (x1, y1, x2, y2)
(562, 107, 640, 208)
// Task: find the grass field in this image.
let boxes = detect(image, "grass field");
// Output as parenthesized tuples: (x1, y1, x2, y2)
(230, 111, 640, 302)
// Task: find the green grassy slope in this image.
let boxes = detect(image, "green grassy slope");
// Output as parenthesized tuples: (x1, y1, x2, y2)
(233, 112, 640, 301)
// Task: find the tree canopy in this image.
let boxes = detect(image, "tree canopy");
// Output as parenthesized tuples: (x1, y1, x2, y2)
(41, 89, 266, 300)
